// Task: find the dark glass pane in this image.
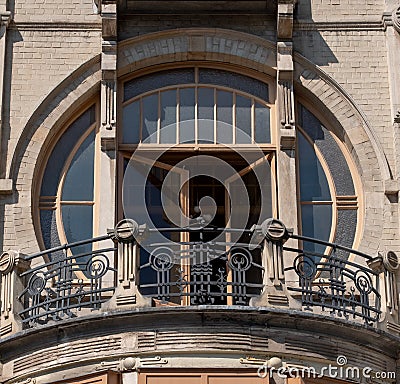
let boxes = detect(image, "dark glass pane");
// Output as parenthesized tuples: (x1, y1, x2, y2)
(40, 210, 64, 261)
(179, 88, 195, 144)
(160, 89, 177, 144)
(301, 204, 332, 258)
(236, 95, 252, 144)
(198, 87, 214, 144)
(122, 100, 140, 143)
(124, 68, 195, 101)
(61, 204, 93, 265)
(199, 68, 269, 101)
(298, 132, 331, 201)
(216, 90, 233, 144)
(62, 130, 95, 201)
(142, 94, 158, 143)
(41, 106, 95, 196)
(299, 105, 355, 195)
(255, 103, 271, 143)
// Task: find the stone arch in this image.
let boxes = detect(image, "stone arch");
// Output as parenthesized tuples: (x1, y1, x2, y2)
(4, 55, 101, 253)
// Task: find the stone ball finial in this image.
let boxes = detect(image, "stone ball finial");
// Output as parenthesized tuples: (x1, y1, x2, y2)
(261, 218, 287, 241)
(0, 250, 17, 275)
(383, 251, 399, 273)
(114, 219, 139, 243)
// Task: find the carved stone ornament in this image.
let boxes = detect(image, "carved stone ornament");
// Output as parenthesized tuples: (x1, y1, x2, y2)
(393, 6, 400, 33)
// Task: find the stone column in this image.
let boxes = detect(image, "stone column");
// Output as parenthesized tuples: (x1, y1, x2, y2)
(0, 251, 30, 337)
(97, 0, 117, 240)
(0, 9, 12, 192)
(276, 1, 299, 285)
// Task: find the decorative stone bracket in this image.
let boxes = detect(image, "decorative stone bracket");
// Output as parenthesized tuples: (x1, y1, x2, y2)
(250, 219, 292, 307)
(277, 0, 296, 150)
(0, 250, 30, 337)
(100, 1, 117, 138)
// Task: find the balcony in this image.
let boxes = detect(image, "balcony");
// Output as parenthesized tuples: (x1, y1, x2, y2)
(0, 218, 396, 338)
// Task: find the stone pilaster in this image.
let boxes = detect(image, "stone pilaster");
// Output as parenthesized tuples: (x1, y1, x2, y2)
(102, 220, 152, 311)
(0, 251, 30, 338)
(276, 1, 298, 249)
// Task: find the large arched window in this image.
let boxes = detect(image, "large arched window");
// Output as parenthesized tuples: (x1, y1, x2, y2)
(38, 104, 99, 265)
(296, 104, 359, 260)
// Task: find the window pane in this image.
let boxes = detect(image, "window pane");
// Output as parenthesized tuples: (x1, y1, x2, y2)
(160, 89, 177, 144)
(62, 130, 95, 201)
(179, 88, 195, 144)
(236, 95, 252, 144)
(142, 94, 158, 143)
(299, 104, 355, 195)
(122, 100, 140, 143)
(298, 132, 331, 201)
(198, 87, 214, 144)
(61, 204, 93, 266)
(40, 105, 95, 196)
(124, 68, 195, 101)
(216, 90, 233, 144)
(255, 103, 270, 143)
(301, 204, 332, 257)
(199, 68, 269, 101)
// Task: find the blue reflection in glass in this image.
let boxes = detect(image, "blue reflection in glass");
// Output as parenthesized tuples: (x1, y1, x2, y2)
(298, 132, 331, 202)
(41, 106, 95, 196)
(122, 100, 140, 143)
(179, 88, 195, 144)
(142, 94, 158, 143)
(301, 204, 332, 258)
(160, 89, 177, 144)
(61, 204, 93, 267)
(236, 95, 252, 144)
(62, 130, 95, 201)
(255, 103, 270, 143)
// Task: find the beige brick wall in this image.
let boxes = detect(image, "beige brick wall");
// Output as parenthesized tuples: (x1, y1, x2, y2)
(6, 28, 101, 172)
(296, 0, 385, 22)
(13, 0, 98, 22)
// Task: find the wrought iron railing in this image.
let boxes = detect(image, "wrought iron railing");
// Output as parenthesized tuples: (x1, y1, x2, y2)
(2, 218, 385, 331)
(285, 233, 381, 325)
(18, 235, 117, 327)
(138, 227, 264, 305)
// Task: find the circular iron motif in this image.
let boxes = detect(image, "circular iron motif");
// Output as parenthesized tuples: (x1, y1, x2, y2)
(293, 255, 317, 279)
(149, 247, 174, 271)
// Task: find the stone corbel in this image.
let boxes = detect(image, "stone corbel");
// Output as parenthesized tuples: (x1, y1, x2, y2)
(0, 250, 30, 337)
(100, 1, 117, 140)
(277, 42, 296, 149)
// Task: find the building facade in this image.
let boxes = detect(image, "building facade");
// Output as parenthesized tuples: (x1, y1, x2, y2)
(0, 0, 400, 383)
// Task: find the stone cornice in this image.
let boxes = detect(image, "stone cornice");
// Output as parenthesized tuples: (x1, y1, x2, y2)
(8, 21, 102, 31)
(294, 20, 385, 31)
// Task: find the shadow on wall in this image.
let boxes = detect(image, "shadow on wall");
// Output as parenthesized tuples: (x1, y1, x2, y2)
(0, 1, 22, 253)
(293, 0, 338, 66)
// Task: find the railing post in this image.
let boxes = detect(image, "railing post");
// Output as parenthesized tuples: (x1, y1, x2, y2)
(0, 250, 30, 337)
(250, 219, 295, 308)
(102, 219, 151, 310)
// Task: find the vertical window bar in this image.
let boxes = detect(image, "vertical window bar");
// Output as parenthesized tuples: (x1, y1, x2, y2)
(214, 87, 217, 144)
(195, 86, 198, 144)
(157, 90, 161, 144)
(251, 98, 255, 144)
(233, 92, 237, 144)
(176, 87, 180, 144)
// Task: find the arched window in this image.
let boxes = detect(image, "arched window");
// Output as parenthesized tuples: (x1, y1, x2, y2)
(38, 104, 99, 266)
(297, 104, 359, 260)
